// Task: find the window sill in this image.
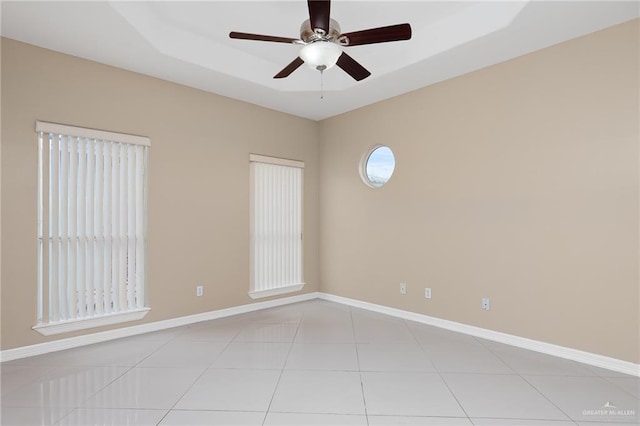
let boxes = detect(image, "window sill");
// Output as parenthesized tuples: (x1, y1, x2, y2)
(248, 283, 305, 300)
(32, 308, 151, 336)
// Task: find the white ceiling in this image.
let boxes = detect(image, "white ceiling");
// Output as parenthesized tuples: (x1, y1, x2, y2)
(2, 1, 638, 121)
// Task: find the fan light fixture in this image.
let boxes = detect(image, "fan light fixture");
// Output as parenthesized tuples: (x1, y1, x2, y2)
(299, 41, 342, 71)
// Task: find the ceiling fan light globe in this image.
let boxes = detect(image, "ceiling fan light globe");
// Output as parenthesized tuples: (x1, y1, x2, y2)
(300, 42, 342, 70)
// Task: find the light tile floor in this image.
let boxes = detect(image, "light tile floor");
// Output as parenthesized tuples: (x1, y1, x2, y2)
(1, 300, 638, 425)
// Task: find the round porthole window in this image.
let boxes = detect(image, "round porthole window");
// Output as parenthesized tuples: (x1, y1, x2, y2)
(362, 145, 395, 188)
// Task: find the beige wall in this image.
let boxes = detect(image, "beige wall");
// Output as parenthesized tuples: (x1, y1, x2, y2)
(0, 38, 320, 350)
(2, 20, 638, 364)
(319, 20, 639, 363)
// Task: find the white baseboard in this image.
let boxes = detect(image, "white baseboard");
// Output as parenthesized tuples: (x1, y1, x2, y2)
(3, 290, 638, 378)
(0, 291, 319, 362)
(318, 292, 640, 377)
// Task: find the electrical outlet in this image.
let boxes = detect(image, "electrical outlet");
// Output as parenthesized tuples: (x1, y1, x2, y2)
(482, 297, 490, 311)
(196, 285, 204, 297)
(425, 288, 432, 299)
(400, 282, 407, 295)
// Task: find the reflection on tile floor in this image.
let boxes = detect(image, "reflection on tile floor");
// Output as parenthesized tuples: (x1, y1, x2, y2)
(1, 300, 638, 425)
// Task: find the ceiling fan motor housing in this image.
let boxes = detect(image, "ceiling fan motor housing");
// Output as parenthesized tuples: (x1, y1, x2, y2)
(300, 19, 342, 43)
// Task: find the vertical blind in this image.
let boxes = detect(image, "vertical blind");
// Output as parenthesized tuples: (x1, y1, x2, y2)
(250, 155, 304, 295)
(36, 121, 149, 325)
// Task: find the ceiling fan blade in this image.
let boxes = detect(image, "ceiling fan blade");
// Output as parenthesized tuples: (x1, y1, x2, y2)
(274, 57, 305, 79)
(340, 23, 412, 46)
(229, 31, 299, 44)
(336, 52, 371, 81)
(308, 0, 331, 34)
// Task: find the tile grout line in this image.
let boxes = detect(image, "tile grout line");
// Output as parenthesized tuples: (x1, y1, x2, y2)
(470, 335, 519, 373)
(473, 336, 579, 424)
(601, 375, 640, 400)
(516, 373, 585, 425)
(153, 323, 247, 425)
(0, 364, 60, 398)
(349, 306, 370, 426)
(415, 327, 581, 424)
(37, 336, 178, 425)
(57, 338, 178, 425)
(260, 311, 304, 426)
(403, 318, 473, 424)
(481, 341, 578, 424)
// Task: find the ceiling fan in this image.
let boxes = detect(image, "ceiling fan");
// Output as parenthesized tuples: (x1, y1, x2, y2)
(229, 0, 412, 81)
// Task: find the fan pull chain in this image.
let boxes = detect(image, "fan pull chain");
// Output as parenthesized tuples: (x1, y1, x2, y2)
(316, 64, 327, 100)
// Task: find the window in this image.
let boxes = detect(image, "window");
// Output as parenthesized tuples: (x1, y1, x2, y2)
(249, 154, 304, 299)
(34, 121, 150, 335)
(362, 145, 396, 188)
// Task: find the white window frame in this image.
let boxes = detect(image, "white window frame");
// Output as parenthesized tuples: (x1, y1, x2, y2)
(33, 121, 150, 336)
(360, 145, 396, 188)
(249, 154, 305, 299)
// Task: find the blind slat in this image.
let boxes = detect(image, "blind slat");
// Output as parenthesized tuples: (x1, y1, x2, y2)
(135, 145, 145, 308)
(58, 136, 68, 320)
(77, 139, 87, 318)
(118, 144, 128, 310)
(68, 137, 78, 319)
(37, 132, 44, 323)
(86, 140, 95, 317)
(127, 145, 136, 310)
(111, 142, 120, 313)
(103, 143, 113, 314)
(94, 142, 104, 315)
(49, 134, 60, 323)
